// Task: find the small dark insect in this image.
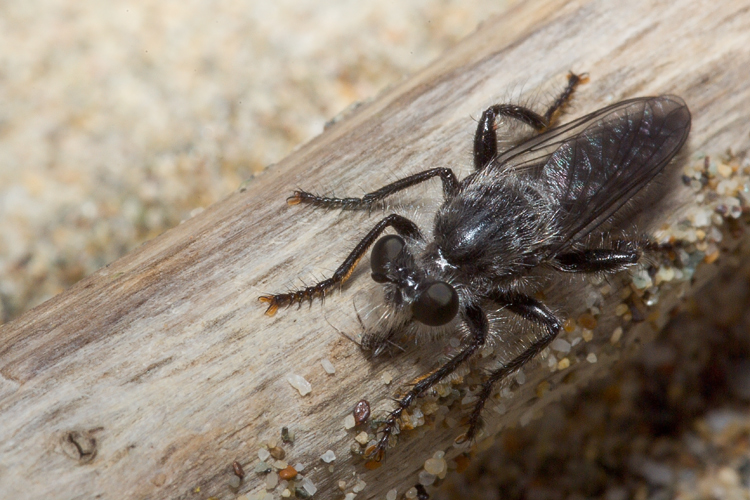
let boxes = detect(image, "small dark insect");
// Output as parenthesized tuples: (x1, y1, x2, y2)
(415, 484, 430, 500)
(281, 426, 294, 444)
(353, 399, 371, 424)
(260, 74, 691, 460)
(232, 460, 244, 479)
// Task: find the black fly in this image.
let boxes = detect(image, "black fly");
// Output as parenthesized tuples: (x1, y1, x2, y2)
(260, 74, 691, 460)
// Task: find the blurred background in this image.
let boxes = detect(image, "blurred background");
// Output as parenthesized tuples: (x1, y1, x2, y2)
(2, 2, 749, 499)
(0, 0, 510, 324)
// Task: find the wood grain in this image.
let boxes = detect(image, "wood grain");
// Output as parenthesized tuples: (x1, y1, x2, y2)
(2, 0, 750, 498)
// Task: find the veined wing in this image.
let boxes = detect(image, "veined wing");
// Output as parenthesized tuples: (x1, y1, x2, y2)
(494, 95, 691, 253)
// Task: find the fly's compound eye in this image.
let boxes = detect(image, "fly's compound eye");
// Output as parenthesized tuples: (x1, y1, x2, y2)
(371, 234, 405, 282)
(411, 281, 459, 326)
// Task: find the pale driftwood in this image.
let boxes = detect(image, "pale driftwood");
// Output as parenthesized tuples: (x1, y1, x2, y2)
(2, 0, 750, 498)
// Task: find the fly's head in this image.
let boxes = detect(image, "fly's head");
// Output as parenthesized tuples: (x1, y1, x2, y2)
(369, 234, 459, 327)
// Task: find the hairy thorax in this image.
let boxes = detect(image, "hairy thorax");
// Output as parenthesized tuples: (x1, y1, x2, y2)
(432, 175, 559, 283)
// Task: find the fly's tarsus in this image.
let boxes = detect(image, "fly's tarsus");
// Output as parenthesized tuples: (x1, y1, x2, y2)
(260, 213, 423, 318)
(287, 167, 460, 210)
(287, 190, 363, 209)
(544, 71, 589, 124)
(258, 279, 334, 316)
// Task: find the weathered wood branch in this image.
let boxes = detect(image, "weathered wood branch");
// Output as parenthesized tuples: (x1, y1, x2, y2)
(2, 0, 750, 499)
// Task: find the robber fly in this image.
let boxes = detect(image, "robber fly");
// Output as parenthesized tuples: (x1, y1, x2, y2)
(260, 74, 691, 460)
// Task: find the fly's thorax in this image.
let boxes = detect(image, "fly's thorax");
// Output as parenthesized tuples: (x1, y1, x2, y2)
(433, 174, 562, 279)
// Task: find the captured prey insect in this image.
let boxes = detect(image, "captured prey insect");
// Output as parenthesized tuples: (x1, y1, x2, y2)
(259, 73, 691, 460)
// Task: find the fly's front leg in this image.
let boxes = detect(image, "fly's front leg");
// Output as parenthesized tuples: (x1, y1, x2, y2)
(369, 305, 489, 461)
(461, 293, 561, 442)
(288, 167, 459, 210)
(473, 72, 587, 170)
(259, 214, 422, 316)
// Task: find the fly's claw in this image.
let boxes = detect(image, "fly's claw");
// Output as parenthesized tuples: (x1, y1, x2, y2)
(286, 190, 328, 207)
(258, 295, 283, 316)
(365, 441, 387, 463)
(567, 71, 590, 86)
(454, 433, 469, 445)
(450, 418, 480, 447)
(366, 412, 401, 462)
(365, 432, 392, 463)
(286, 190, 313, 206)
(258, 291, 309, 316)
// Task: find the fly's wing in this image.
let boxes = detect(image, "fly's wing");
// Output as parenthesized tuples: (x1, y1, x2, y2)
(494, 95, 691, 253)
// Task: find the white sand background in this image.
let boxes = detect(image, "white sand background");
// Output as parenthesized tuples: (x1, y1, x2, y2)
(0, 0, 508, 323)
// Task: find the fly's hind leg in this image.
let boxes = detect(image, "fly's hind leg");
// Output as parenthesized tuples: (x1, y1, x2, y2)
(288, 167, 459, 210)
(542, 72, 589, 125)
(461, 293, 562, 442)
(259, 214, 422, 316)
(552, 248, 641, 273)
(369, 305, 489, 461)
(473, 72, 587, 170)
(551, 238, 660, 273)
